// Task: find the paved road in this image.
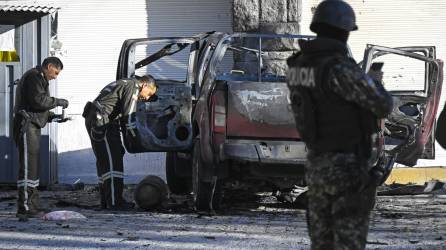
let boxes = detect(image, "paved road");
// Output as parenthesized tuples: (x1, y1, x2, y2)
(0, 189, 445, 249)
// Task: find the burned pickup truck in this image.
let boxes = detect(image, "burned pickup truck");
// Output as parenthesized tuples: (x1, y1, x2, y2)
(116, 32, 443, 211)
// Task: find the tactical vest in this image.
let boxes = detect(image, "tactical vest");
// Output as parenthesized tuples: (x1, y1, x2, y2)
(288, 53, 363, 153)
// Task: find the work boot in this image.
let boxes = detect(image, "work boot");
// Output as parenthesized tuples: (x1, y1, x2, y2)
(30, 203, 51, 213)
(16, 207, 44, 221)
(99, 184, 107, 209)
(17, 187, 45, 218)
(29, 190, 51, 213)
(108, 200, 135, 211)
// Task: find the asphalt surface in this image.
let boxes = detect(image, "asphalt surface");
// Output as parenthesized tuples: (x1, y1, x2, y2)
(0, 187, 445, 249)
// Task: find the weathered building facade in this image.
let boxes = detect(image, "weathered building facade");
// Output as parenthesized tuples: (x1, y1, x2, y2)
(232, 0, 302, 76)
(1, 0, 445, 186)
(299, 0, 446, 167)
(0, 1, 59, 185)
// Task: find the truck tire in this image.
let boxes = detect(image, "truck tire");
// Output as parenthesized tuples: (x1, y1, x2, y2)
(165, 152, 192, 194)
(192, 139, 222, 211)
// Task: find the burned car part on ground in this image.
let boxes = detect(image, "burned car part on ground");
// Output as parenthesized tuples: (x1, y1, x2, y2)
(116, 33, 443, 211)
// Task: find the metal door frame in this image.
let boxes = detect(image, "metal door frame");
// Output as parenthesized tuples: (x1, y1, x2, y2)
(0, 14, 57, 186)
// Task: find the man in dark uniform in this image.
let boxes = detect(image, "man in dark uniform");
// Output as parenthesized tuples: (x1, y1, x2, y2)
(286, 1, 394, 249)
(13, 57, 69, 218)
(83, 75, 157, 210)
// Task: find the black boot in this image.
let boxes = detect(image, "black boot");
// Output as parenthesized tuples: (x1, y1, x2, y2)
(29, 188, 50, 213)
(108, 198, 134, 211)
(99, 184, 107, 209)
(16, 187, 45, 220)
(16, 207, 44, 219)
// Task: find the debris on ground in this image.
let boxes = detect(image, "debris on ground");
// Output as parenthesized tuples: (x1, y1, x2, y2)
(156, 195, 194, 214)
(424, 180, 446, 193)
(0, 185, 445, 249)
(0, 190, 16, 202)
(47, 182, 85, 191)
(124, 236, 139, 241)
(377, 184, 425, 196)
(378, 181, 446, 196)
(53, 185, 101, 208)
(366, 240, 388, 245)
(408, 239, 420, 244)
(42, 210, 87, 221)
(273, 186, 308, 208)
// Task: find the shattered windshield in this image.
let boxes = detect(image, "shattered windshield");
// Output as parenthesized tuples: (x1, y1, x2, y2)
(215, 34, 311, 82)
(134, 42, 191, 82)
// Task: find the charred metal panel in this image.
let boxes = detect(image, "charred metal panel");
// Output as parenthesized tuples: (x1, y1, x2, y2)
(255, 142, 307, 164)
(124, 83, 192, 152)
(226, 80, 299, 138)
(385, 96, 427, 166)
(222, 140, 307, 165)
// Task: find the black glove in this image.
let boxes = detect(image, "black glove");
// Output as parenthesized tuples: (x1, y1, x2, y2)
(48, 111, 57, 122)
(49, 113, 71, 123)
(56, 98, 69, 109)
(56, 117, 70, 123)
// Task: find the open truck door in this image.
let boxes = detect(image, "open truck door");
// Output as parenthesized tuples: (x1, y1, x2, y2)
(116, 34, 211, 153)
(362, 45, 443, 166)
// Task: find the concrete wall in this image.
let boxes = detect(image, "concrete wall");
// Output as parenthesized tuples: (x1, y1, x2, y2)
(232, 0, 302, 76)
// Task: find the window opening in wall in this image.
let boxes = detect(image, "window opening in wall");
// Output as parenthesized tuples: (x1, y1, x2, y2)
(0, 25, 19, 62)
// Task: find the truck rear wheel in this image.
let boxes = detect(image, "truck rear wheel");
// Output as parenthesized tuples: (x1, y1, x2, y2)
(192, 139, 222, 211)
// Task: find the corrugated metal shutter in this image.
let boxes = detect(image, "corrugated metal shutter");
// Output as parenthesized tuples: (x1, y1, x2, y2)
(55, 0, 232, 183)
(146, 0, 232, 80)
(57, 0, 149, 113)
(56, 0, 153, 183)
(148, 0, 232, 37)
(301, 0, 446, 166)
(57, 0, 232, 151)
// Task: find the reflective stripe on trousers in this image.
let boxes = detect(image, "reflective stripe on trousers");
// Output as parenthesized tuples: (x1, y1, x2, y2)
(103, 135, 124, 206)
(17, 179, 40, 188)
(23, 131, 29, 211)
(126, 88, 139, 137)
(16, 124, 41, 212)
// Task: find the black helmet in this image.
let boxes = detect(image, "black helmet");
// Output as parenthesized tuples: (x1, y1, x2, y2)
(310, 0, 358, 32)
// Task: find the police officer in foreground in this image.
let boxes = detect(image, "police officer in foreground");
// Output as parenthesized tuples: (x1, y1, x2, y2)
(83, 75, 157, 210)
(287, 0, 393, 249)
(13, 57, 69, 219)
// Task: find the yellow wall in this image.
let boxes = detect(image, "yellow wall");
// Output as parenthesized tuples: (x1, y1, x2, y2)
(385, 167, 446, 185)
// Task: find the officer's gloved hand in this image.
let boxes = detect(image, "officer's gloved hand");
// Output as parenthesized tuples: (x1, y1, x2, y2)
(56, 98, 69, 109)
(56, 117, 70, 123)
(48, 112, 71, 123)
(48, 112, 57, 122)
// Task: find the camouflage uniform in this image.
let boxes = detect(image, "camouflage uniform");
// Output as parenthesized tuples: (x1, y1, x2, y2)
(287, 37, 393, 250)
